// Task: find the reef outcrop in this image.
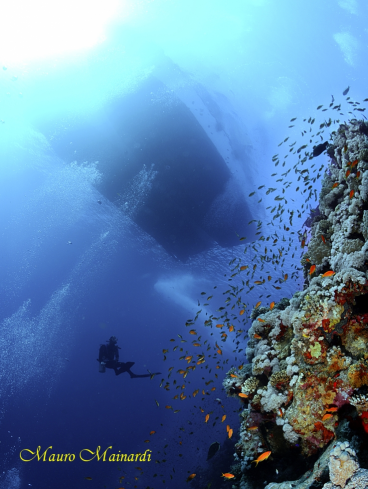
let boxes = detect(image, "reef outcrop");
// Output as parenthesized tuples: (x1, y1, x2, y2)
(223, 120, 368, 487)
(264, 441, 368, 489)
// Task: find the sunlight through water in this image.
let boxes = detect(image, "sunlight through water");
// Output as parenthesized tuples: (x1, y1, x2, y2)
(0, 0, 129, 64)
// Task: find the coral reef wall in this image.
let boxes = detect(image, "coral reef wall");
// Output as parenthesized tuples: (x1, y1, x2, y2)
(223, 120, 368, 488)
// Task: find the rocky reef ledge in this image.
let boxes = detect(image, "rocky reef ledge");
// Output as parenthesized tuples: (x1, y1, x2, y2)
(223, 120, 368, 488)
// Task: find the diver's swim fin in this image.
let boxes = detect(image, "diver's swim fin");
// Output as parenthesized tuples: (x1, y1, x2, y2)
(124, 362, 135, 370)
(129, 372, 151, 378)
(129, 371, 161, 379)
(114, 361, 160, 378)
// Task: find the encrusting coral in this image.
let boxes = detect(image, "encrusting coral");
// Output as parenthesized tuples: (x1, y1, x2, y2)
(224, 120, 368, 487)
(264, 441, 368, 489)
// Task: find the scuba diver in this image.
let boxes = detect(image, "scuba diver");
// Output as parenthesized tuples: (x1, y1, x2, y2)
(98, 336, 160, 379)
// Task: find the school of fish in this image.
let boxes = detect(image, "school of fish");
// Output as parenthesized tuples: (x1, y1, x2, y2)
(113, 88, 368, 487)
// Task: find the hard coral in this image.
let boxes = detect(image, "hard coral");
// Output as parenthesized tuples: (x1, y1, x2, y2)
(323, 441, 368, 489)
(350, 393, 368, 414)
(228, 120, 368, 480)
(347, 361, 368, 389)
(241, 376, 259, 395)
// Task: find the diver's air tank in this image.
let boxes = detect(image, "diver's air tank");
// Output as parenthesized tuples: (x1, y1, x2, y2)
(99, 362, 106, 373)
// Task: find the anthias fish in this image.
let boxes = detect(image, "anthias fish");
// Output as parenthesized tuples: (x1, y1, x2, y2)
(252, 451, 272, 467)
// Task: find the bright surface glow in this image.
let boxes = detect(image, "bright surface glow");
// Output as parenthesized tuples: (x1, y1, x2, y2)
(0, 0, 126, 64)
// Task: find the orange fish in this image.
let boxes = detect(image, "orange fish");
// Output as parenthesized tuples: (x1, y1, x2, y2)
(343, 145, 348, 152)
(247, 426, 258, 431)
(255, 301, 261, 308)
(85, 477, 92, 481)
(284, 274, 288, 281)
(222, 473, 235, 479)
(253, 334, 262, 339)
(309, 265, 316, 275)
(322, 413, 333, 421)
(192, 343, 201, 347)
(349, 190, 354, 199)
(186, 474, 196, 482)
(239, 309, 245, 315)
(301, 239, 305, 248)
(345, 169, 351, 178)
(150, 431, 156, 435)
(352, 159, 358, 167)
(193, 389, 199, 397)
(306, 258, 310, 262)
(165, 405, 172, 409)
(229, 325, 235, 332)
(205, 414, 210, 423)
(321, 271, 335, 278)
(239, 393, 248, 398)
(252, 450, 272, 467)
(217, 348, 222, 355)
(321, 235, 326, 244)
(144, 439, 150, 443)
(326, 407, 338, 413)
(332, 182, 339, 189)
(228, 429, 233, 438)
(226, 424, 230, 432)
(222, 415, 226, 422)
(240, 265, 248, 271)
(257, 318, 265, 323)
(216, 324, 224, 328)
(356, 171, 361, 179)
(189, 330, 197, 335)
(254, 280, 263, 285)
(230, 374, 238, 378)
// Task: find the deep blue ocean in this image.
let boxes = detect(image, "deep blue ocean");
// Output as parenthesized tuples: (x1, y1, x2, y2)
(1, 1, 368, 488)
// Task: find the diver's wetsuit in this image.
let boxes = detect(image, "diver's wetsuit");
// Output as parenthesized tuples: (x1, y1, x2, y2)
(98, 342, 157, 378)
